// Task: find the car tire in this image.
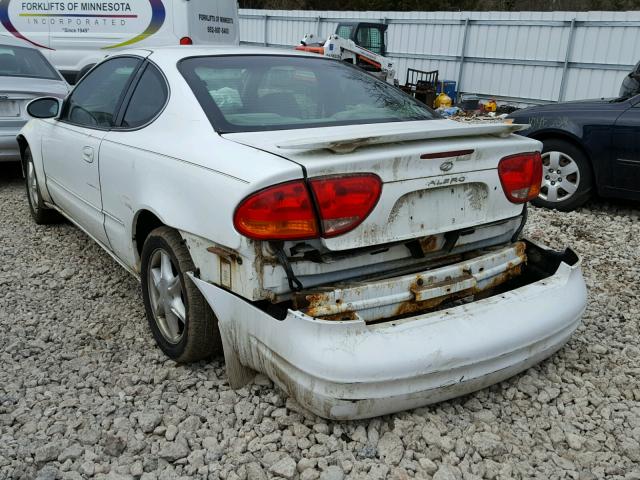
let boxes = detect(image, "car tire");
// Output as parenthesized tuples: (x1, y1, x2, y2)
(141, 226, 223, 363)
(532, 139, 593, 211)
(24, 146, 61, 224)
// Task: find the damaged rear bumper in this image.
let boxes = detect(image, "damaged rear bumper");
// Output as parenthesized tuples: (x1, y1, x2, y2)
(190, 239, 587, 420)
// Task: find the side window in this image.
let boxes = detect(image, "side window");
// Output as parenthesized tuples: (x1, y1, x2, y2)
(336, 25, 354, 40)
(121, 64, 168, 129)
(62, 57, 140, 128)
(356, 26, 383, 55)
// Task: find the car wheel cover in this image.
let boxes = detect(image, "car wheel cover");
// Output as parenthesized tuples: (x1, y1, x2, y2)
(27, 158, 39, 209)
(539, 151, 580, 203)
(147, 248, 186, 344)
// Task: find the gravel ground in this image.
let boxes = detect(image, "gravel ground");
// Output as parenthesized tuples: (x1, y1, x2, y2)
(1, 162, 639, 480)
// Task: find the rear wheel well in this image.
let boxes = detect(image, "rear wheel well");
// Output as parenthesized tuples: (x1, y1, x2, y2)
(16, 135, 27, 157)
(135, 210, 164, 257)
(16, 136, 28, 175)
(529, 132, 596, 182)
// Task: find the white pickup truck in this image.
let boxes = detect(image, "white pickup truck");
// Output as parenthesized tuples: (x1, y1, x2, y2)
(19, 47, 587, 420)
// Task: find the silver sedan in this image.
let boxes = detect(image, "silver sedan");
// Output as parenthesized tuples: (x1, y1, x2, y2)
(0, 36, 69, 162)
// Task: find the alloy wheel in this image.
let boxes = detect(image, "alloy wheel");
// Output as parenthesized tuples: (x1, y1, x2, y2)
(27, 158, 39, 208)
(539, 151, 580, 203)
(147, 249, 186, 344)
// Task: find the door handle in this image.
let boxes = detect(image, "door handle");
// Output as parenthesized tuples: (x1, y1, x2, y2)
(82, 146, 94, 163)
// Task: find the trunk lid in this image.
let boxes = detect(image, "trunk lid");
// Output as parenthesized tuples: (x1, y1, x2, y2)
(0, 77, 69, 123)
(185, 0, 240, 46)
(0, 77, 69, 98)
(224, 119, 541, 251)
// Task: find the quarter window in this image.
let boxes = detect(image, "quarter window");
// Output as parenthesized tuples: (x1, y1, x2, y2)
(121, 64, 168, 129)
(61, 57, 140, 128)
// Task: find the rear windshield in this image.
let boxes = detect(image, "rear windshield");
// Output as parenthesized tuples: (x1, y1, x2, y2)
(179, 55, 437, 133)
(0, 45, 61, 80)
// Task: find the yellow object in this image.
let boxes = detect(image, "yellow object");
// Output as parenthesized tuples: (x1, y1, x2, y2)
(484, 99, 497, 112)
(434, 92, 453, 108)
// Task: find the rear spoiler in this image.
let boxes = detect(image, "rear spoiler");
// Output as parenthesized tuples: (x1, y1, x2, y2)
(276, 122, 528, 154)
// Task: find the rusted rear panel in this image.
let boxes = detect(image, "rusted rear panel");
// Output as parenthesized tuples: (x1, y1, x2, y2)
(293, 242, 527, 322)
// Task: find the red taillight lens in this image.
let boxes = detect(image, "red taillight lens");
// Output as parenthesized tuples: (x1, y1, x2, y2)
(309, 174, 382, 237)
(233, 180, 319, 240)
(498, 152, 542, 203)
(234, 174, 382, 240)
(180, 36, 193, 45)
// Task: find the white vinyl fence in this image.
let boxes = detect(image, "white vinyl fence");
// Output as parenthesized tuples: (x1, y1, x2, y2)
(239, 9, 640, 104)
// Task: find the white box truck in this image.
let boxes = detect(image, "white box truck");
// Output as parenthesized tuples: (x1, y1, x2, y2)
(0, 0, 239, 83)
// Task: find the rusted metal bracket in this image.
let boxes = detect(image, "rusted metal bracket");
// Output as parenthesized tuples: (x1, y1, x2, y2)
(207, 245, 243, 264)
(410, 273, 475, 302)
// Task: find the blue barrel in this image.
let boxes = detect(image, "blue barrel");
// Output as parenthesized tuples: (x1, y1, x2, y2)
(436, 80, 457, 104)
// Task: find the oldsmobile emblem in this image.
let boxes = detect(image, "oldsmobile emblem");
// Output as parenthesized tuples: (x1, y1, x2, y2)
(439, 161, 454, 172)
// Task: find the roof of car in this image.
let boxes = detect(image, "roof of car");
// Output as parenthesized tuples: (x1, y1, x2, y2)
(0, 34, 37, 48)
(0, 39, 315, 58)
(146, 45, 319, 62)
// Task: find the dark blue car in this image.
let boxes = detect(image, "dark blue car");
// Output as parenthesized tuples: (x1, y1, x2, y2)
(508, 62, 640, 211)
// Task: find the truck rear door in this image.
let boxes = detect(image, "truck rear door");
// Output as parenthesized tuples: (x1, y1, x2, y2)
(184, 0, 239, 46)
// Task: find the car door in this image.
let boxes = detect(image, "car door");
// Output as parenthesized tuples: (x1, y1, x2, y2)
(611, 99, 640, 194)
(99, 61, 170, 267)
(42, 56, 144, 245)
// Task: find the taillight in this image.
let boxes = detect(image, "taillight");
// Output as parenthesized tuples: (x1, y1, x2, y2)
(498, 152, 542, 203)
(180, 36, 193, 45)
(309, 174, 382, 237)
(233, 174, 382, 240)
(234, 180, 318, 240)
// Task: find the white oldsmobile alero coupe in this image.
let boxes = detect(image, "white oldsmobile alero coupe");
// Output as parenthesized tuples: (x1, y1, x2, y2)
(18, 46, 587, 420)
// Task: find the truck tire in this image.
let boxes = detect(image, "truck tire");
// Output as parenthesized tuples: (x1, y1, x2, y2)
(141, 226, 223, 363)
(532, 138, 594, 212)
(24, 146, 61, 225)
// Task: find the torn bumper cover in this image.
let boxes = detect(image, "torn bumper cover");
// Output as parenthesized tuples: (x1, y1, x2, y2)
(190, 240, 587, 420)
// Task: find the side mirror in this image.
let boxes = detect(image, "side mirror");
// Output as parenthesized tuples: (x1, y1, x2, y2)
(27, 97, 62, 119)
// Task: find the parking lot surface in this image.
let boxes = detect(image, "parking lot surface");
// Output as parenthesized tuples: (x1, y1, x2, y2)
(1, 164, 639, 480)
